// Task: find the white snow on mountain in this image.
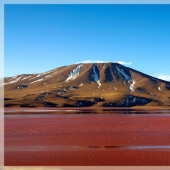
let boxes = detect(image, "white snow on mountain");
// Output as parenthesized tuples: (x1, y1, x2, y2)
(116, 66, 135, 92)
(5, 76, 23, 85)
(66, 65, 83, 82)
(92, 65, 101, 88)
(29, 78, 44, 84)
(158, 87, 161, 91)
(116, 66, 131, 81)
(22, 76, 31, 80)
(36, 74, 41, 78)
(129, 80, 135, 93)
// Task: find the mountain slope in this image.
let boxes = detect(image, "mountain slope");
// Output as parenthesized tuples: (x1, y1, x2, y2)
(4, 63, 170, 107)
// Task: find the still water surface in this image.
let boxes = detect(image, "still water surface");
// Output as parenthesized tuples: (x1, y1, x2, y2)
(5, 108, 170, 165)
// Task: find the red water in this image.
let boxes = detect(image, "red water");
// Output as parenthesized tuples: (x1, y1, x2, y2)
(4, 109, 170, 165)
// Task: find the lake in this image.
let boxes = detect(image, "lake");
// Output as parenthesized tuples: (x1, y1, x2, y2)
(4, 108, 170, 165)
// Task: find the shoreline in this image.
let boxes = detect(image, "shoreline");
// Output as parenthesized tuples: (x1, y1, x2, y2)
(4, 106, 170, 115)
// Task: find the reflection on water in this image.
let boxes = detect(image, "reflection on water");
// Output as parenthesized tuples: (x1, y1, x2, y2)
(6, 145, 170, 151)
(4, 108, 170, 115)
(81, 145, 170, 150)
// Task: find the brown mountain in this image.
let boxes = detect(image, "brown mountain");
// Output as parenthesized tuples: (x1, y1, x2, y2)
(4, 63, 170, 108)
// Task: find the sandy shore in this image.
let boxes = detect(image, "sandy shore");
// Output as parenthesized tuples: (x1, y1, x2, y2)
(4, 111, 170, 165)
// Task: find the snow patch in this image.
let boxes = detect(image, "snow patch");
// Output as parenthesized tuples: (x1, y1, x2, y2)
(79, 83, 83, 86)
(158, 87, 161, 91)
(32, 70, 54, 79)
(22, 76, 31, 80)
(5, 76, 23, 85)
(128, 80, 136, 93)
(45, 75, 51, 78)
(36, 74, 41, 78)
(8, 76, 17, 81)
(92, 65, 101, 88)
(116, 66, 130, 81)
(116, 66, 135, 92)
(66, 65, 83, 82)
(29, 76, 38, 81)
(29, 78, 44, 84)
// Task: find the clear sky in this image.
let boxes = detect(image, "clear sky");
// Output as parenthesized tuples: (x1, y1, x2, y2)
(4, 4, 170, 81)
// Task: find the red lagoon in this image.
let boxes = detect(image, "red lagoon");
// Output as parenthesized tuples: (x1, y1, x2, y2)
(4, 108, 170, 165)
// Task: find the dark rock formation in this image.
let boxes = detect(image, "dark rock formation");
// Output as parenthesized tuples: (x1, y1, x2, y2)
(76, 100, 94, 107)
(69, 86, 78, 90)
(104, 67, 113, 82)
(137, 87, 145, 93)
(166, 83, 170, 90)
(56, 95, 68, 99)
(94, 98, 105, 103)
(103, 95, 152, 107)
(37, 96, 45, 101)
(18, 84, 28, 89)
(44, 102, 57, 107)
(62, 103, 75, 107)
(57, 90, 67, 94)
(20, 104, 35, 107)
(4, 98, 13, 101)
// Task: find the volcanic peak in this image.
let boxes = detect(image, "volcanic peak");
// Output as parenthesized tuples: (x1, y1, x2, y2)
(4, 62, 170, 107)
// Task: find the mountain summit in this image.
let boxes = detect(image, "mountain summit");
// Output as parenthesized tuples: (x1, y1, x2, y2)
(4, 62, 170, 107)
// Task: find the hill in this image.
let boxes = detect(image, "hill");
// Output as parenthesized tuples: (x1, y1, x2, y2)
(4, 62, 170, 107)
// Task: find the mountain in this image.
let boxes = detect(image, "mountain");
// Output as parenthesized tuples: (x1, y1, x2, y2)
(4, 62, 170, 108)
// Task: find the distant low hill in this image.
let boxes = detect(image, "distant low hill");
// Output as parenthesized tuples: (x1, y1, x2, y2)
(4, 62, 170, 107)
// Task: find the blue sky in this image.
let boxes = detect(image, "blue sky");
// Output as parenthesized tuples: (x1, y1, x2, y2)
(4, 4, 170, 80)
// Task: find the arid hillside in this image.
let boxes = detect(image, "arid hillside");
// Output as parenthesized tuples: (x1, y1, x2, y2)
(4, 63, 170, 107)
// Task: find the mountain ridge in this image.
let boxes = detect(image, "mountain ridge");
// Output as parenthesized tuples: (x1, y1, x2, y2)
(4, 62, 170, 108)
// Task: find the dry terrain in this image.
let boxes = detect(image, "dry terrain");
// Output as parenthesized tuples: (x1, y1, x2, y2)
(4, 63, 170, 108)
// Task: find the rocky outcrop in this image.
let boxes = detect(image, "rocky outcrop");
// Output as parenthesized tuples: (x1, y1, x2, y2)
(103, 95, 152, 107)
(18, 84, 28, 89)
(44, 102, 57, 107)
(69, 86, 78, 90)
(94, 98, 105, 103)
(166, 83, 170, 90)
(4, 98, 13, 101)
(137, 87, 145, 93)
(76, 100, 94, 107)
